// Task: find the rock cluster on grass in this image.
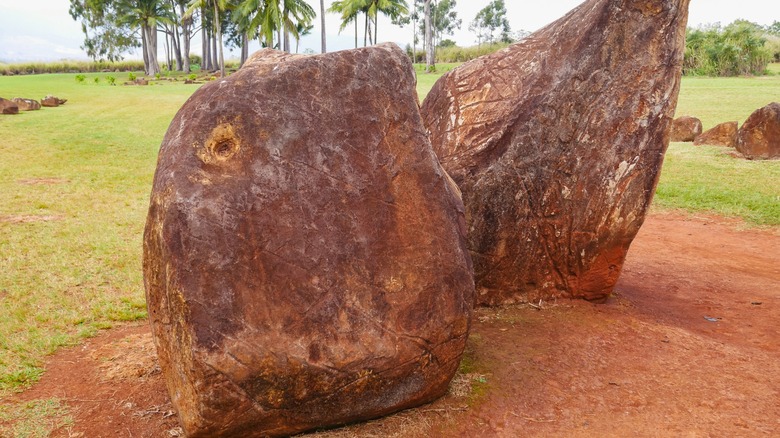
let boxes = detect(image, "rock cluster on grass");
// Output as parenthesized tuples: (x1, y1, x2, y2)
(144, 44, 474, 438)
(736, 102, 780, 159)
(694, 121, 738, 147)
(0, 97, 19, 114)
(420, 0, 691, 305)
(670, 116, 703, 142)
(681, 102, 779, 159)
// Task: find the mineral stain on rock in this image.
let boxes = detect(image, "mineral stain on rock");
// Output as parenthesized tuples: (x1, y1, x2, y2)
(143, 44, 474, 437)
(421, 0, 691, 305)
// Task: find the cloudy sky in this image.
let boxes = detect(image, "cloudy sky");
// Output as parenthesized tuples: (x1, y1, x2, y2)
(0, 0, 778, 62)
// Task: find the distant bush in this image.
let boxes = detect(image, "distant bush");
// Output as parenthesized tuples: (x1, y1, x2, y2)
(106, 75, 116, 85)
(128, 72, 137, 81)
(0, 60, 145, 76)
(436, 42, 512, 63)
(684, 20, 772, 76)
(75, 74, 86, 83)
(189, 54, 202, 67)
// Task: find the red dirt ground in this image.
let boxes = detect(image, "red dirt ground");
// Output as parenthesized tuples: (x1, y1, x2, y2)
(2, 211, 778, 437)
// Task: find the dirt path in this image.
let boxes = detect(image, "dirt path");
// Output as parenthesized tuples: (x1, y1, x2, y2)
(2, 211, 778, 437)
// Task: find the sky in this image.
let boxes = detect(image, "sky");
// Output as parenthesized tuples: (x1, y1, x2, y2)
(0, 0, 779, 62)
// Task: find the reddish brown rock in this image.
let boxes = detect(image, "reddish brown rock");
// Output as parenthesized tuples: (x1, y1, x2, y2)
(694, 121, 738, 147)
(41, 95, 66, 107)
(0, 97, 19, 114)
(670, 116, 703, 141)
(420, 0, 690, 305)
(11, 98, 41, 111)
(736, 102, 780, 159)
(143, 44, 474, 437)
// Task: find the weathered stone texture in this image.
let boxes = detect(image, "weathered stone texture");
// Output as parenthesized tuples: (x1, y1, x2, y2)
(694, 121, 738, 147)
(0, 97, 19, 114)
(421, 0, 690, 305)
(670, 115, 703, 142)
(143, 44, 474, 437)
(736, 102, 780, 159)
(11, 98, 41, 111)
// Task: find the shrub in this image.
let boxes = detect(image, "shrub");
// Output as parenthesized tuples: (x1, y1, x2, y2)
(128, 72, 137, 81)
(75, 74, 86, 83)
(105, 75, 116, 86)
(684, 20, 772, 76)
(93, 76, 100, 84)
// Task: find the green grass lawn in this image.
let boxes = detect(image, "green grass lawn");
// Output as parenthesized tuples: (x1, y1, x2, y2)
(0, 65, 779, 398)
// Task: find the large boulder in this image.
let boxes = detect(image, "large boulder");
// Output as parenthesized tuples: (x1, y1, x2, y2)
(694, 121, 738, 147)
(736, 102, 780, 159)
(420, 0, 690, 305)
(0, 97, 19, 114)
(143, 44, 474, 437)
(11, 98, 41, 111)
(670, 115, 703, 142)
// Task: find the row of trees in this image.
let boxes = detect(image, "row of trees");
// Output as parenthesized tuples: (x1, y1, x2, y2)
(69, 0, 515, 76)
(69, 0, 324, 77)
(685, 20, 780, 76)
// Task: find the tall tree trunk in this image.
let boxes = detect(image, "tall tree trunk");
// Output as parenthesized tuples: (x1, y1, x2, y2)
(241, 33, 248, 66)
(173, 26, 183, 71)
(211, 31, 217, 71)
(142, 25, 150, 73)
(412, 0, 417, 63)
(201, 7, 209, 71)
(214, 2, 224, 77)
(181, 4, 191, 73)
(164, 30, 171, 71)
(145, 25, 161, 76)
(424, 0, 434, 72)
(364, 13, 368, 47)
(354, 17, 358, 48)
(320, 0, 326, 53)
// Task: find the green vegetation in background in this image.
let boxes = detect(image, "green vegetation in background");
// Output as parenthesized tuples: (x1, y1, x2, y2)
(0, 73, 195, 394)
(684, 20, 773, 76)
(0, 63, 779, 398)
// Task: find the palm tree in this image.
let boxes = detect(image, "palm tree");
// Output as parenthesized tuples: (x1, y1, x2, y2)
(295, 21, 314, 53)
(187, 0, 228, 76)
(370, 0, 408, 43)
(281, 0, 316, 52)
(329, 0, 366, 48)
(121, 0, 175, 76)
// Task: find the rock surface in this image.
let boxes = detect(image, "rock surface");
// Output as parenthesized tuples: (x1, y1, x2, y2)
(143, 44, 474, 437)
(420, 0, 690, 305)
(670, 116, 703, 142)
(736, 102, 780, 159)
(12, 98, 41, 111)
(41, 95, 67, 107)
(0, 97, 19, 114)
(694, 121, 738, 147)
